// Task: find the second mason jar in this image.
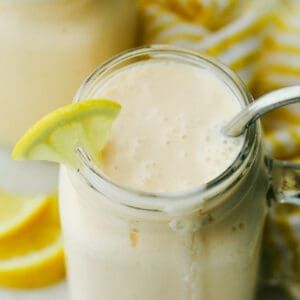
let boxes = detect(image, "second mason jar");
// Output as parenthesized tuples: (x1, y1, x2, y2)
(0, 0, 138, 147)
(0, 0, 138, 194)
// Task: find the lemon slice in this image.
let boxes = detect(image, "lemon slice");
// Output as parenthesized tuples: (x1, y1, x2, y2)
(0, 190, 49, 239)
(12, 99, 121, 167)
(0, 194, 65, 288)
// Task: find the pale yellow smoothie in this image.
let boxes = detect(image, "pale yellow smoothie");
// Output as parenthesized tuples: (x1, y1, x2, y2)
(0, 0, 137, 146)
(59, 56, 267, 300)
(99, 61, 243, 192)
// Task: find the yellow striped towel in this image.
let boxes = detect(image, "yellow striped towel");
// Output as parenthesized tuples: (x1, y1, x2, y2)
(255, 0, 300, 160)
(254, 1, 300, 297)
(141, 0, 278, 85)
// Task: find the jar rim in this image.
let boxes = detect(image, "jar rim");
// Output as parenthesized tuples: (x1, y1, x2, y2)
(71, 45, 259, 214)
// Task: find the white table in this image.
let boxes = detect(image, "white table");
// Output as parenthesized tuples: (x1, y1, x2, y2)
(0, 283, 290, 300)
(0, 282, 67, 300)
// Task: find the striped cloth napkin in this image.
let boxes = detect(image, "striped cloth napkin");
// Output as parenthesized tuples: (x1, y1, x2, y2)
(141, 0, 300, 297)
(255, 1, 300, 298)
(141, 0, 277, 85)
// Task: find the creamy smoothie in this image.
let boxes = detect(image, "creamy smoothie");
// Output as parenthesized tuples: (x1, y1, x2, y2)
(59, 56, 268, 300)
(99, 62, 242, 192)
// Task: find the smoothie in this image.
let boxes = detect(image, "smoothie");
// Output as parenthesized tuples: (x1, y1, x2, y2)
(99, 61, 243, 193)
(59, 55, 267, 300)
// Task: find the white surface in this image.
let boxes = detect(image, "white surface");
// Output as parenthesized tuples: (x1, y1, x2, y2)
(0, 282, 67, 300)
(0, 282, 286, 299)
(0, 146, 58, 195)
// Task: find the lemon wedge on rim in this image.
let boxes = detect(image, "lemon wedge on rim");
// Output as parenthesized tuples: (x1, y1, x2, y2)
(12, 99, 121, 167)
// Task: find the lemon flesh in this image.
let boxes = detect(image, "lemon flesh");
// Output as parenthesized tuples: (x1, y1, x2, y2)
(12, 99, 121, 168)
(0, 194, 65, 288)
(0, 190, 50, 239)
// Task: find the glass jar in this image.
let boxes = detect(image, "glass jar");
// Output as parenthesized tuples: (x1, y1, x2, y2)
(0, 0, 138, 194)
(59, 47, 299, 300)
(60, 47, 264, 300)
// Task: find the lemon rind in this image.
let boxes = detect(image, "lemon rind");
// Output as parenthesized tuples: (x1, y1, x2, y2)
(12, 99, 121, 160)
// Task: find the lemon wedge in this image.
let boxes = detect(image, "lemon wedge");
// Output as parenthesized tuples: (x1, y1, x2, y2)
(0, 194, 65, 288)
(12, 99, 121, 167)
(0, 190, 49, 239)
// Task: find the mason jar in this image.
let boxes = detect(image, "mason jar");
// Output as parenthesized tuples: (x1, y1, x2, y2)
(0, 0, 138, 194)
(59, 47, 300, 300)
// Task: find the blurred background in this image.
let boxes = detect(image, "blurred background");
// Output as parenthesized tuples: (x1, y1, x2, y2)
(0, 0, 300, 299)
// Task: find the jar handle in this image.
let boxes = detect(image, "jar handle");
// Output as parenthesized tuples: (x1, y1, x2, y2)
(263, 157, 300, 285)
(266, 157, 300, 205)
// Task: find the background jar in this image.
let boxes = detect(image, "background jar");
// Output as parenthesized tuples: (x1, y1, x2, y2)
(0, 0, 138, 193)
